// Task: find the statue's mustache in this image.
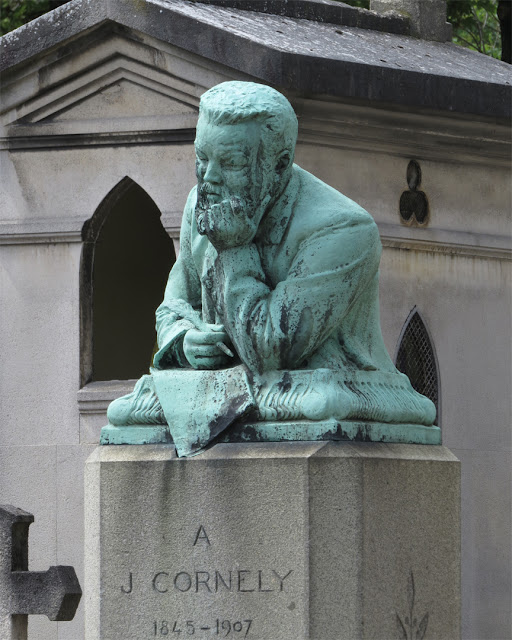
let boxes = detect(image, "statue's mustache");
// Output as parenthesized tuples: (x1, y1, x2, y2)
(199, 182, 220, 198)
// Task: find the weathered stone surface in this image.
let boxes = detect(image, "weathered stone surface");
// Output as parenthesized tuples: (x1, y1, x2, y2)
(371, 0, 452, 41)
(1, 0, 510, 119)
(0, 505, 82, 640)
(196, 0, 410, 34)
(85, 442, 460, 640)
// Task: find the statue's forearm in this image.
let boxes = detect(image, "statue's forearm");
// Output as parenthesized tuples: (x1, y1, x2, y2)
(153, 316, 193, 369)
(207, 220, 381, 373)
(208, 244, 278, 372)
(207, 249, 343, 373)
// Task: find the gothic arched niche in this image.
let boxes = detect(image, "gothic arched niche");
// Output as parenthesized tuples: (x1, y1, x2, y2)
(395, 307, 441, 426)
(80, 178, 175, 384)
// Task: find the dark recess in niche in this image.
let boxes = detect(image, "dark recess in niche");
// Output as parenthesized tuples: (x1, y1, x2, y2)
(395, 307, 440, 426)
(399, 159, 429, 226)
(80, 178, 175, 384)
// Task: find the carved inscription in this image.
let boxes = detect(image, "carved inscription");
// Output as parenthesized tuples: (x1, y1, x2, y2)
(153, 619, 252, 637)
(121, 572, 133, 594)
(120, 526, 294, 597)
(193, 525, 211, 546)
(116, 525, 296, 638)
(121, 568, 293, 595)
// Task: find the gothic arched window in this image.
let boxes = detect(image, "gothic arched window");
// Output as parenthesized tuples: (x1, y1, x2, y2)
(395, 307, 440, 426)
(80, 177, 175, 385)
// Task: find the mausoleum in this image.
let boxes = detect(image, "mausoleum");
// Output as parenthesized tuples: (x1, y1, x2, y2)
(0, 1, 510, 638)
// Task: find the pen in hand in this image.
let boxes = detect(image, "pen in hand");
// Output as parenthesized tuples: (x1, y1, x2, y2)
(216, 341, 235, 358)
(167, 304, 235, 359)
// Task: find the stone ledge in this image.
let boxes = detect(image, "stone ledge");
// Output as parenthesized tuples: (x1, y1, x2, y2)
(78, 380, 136, 445)
(77, 380, 136, 413)
(88, 440, 458, 462)
(2, 217, 508, 261)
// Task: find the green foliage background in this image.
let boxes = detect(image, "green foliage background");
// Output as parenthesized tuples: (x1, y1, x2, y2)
(0, 0, 505, 61)
(447, 0, 501, 57)
(1, 0, 50, 35)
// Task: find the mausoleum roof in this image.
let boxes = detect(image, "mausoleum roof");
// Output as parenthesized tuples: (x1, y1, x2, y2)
(1, 0, 511, 119)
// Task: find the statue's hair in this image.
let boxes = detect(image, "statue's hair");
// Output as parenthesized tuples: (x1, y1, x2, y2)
(199, 82, 298, 158)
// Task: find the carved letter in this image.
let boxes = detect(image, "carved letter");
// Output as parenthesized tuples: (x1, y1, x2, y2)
(195, 571, 212, 592)
(258, 570, 273, 592)
(272, 569, 293, 592)
(121, 572, 133, 594)
(152, 572, 169, 593)
(174, 572, 192, 592)
(237, 570, 255, 592)
(215, 570, 232, 592)
(193, 525, 211, 546)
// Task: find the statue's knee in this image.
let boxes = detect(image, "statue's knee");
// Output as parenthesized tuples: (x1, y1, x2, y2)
(106, 395, 133, 425)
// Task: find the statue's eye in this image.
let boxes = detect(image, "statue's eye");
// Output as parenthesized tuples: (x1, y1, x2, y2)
(195, 149, 208, 163)
(223, 156, 246, 170)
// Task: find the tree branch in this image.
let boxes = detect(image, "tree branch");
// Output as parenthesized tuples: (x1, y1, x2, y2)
(471, 5, 486, 53)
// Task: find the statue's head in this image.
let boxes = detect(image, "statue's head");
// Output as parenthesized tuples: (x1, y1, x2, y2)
(195, 82, 298, 226)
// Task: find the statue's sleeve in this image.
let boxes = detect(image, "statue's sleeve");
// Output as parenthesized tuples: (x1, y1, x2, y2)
(153, 187, 202, 369)
(206, 214, 381, 373)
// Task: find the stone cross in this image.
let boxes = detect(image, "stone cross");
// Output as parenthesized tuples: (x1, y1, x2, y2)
(0, 505, 82, 640)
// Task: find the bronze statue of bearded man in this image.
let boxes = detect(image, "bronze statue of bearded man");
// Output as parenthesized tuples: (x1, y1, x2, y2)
(104, 81, 438, 456)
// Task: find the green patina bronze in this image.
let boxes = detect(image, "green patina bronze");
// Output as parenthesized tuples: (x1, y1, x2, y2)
(102, 81, 440, 456)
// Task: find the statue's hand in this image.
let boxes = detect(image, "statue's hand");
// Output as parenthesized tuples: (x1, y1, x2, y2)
(183, 324, 234, 370)
(197, 197, 257, 250)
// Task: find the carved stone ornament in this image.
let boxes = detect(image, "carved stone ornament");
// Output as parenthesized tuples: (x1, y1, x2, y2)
(0, 505, 82, 640)
(102, 81, 439, 456)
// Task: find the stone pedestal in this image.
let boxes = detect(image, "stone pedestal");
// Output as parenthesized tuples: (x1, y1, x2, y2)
(85, 442, 460, 640)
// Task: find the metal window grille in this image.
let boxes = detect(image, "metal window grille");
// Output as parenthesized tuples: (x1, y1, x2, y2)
(395, 311, 439, 421)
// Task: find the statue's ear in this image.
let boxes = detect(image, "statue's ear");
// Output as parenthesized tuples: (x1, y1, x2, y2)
(275, 151, 291, 176)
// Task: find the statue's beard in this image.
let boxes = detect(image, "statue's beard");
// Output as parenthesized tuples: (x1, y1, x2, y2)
(195, 180, 273, 235)
(195, 182, 237, 235)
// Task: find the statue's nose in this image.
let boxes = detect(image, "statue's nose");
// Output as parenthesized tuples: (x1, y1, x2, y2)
(203, 160, 221, 184)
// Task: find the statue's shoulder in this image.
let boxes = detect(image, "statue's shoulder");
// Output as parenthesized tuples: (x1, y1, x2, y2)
(184, 184, 198, 213)
(293, 165, 374, 229)
(282, 166, 380, 254)
(179, 185, 199, 233)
